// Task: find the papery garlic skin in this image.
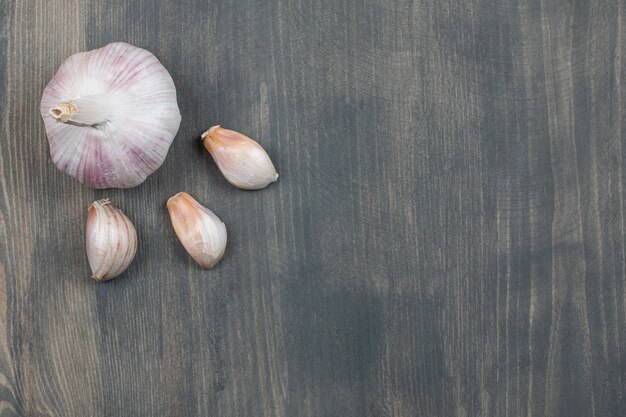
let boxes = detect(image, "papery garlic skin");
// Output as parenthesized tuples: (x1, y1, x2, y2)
(167, 192, 227, 269)
(201, 126, 278, 190)
(41, 42, 181, 189)
(86, 199, 137, 281)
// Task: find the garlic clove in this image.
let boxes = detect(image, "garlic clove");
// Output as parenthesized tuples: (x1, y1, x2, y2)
(201, 125, 278, 190)
(86, 199, 138, 281)
(41, 42, 181, 189)
(167, 192, 227, 269)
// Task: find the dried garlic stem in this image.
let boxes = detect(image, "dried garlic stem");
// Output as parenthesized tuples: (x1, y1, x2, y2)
(49, 94, 116, 127)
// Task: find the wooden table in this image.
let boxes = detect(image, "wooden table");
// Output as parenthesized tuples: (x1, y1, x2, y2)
(1, 1, 624, 416)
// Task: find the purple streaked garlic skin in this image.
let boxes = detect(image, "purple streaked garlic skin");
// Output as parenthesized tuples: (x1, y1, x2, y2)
(40, 42, 181, 189)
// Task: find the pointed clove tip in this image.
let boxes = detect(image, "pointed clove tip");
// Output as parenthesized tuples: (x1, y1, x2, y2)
(88, 199, 105, 210)
(167, 192, 188, 208)
(201, 125, 221, 141)
(90, 198, 111, 209)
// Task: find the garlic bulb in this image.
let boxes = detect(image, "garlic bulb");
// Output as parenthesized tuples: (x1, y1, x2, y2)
(40, 42, 182, 189)
(167, 192, 227, 269)
(201, 125, 278, 190)
(86, 199, 137, 281)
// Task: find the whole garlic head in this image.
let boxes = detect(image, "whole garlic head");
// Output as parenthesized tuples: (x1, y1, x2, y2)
(40, 42, 182, 188)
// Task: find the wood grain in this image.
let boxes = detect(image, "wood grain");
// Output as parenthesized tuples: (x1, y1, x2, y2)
(1, 0, 625, 416)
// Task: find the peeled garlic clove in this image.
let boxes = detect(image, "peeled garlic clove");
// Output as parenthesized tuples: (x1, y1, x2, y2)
(167, 192, 227, 269)
(201, 125, 278, 190)
(40, 42, 181, 189)
(86, 199, 137, 281)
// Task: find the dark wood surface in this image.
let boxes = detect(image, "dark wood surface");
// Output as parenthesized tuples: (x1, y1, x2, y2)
(1, 0, 625, 416)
